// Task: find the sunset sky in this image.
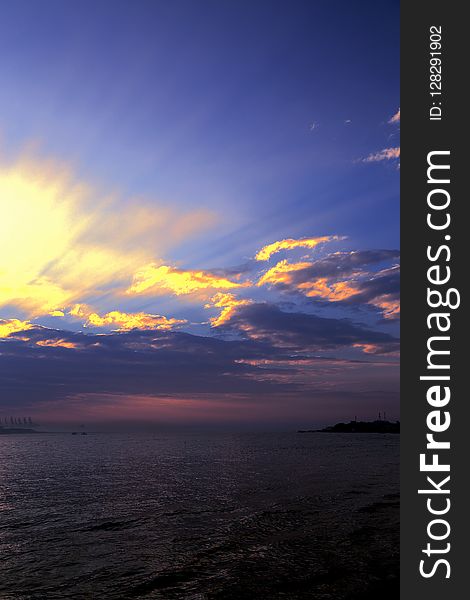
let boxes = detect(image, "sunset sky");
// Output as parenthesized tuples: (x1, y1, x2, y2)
(0, 0, 400, 428)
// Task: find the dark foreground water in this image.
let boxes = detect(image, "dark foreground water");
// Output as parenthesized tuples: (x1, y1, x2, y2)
(0, 432, 399, 599)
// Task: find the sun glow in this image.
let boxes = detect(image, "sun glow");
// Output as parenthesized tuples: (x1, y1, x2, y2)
(0, 153, 216, 318)
(0, 158, 86, 314)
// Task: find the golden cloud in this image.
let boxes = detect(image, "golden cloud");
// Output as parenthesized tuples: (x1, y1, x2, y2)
(369, 297, 400, 320)
(299, 278, 360, 301)
(0, 150, 217, 317)
(68, 304, 185, 331)
(0, 318, 33, 338)
(258, 260, 359, 301)
(126, 264, 247, 297)
(254, 236, 339, 261)
(69, 304, 91, 318)
(36, 339, 78, 349)
(257, 260, 311, 287)
(258, 258, 400, 319)
(206, 292, 252, 327)
(300, 279, 400, 318)
(363, 147, 400, 163)
(86, 310, 186, 331)
(352, 343, 380, 354)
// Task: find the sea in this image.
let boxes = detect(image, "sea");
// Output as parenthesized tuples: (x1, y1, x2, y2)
(0, 432, 399, 599)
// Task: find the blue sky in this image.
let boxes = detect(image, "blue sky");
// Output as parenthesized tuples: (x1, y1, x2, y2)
(0, 0, 400, 427)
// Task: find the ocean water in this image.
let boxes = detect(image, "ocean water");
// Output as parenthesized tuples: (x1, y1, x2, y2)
(0, 432, 399, 599)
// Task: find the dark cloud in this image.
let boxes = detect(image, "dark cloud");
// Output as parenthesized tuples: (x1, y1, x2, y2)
(0, 248, 400, 417)
(0, 306, 398, 412)
(283, 250, 399, 283)
(0, 327, 299, 409)
(215, 303, 399, 352)
(346, 267, 400, 304)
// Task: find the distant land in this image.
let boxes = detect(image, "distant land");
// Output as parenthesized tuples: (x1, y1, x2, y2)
(0, 427, 38, 435)
(298, 420, 400, 434)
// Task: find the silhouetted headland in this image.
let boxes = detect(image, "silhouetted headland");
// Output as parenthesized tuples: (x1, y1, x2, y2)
(298, 420, 400, 434)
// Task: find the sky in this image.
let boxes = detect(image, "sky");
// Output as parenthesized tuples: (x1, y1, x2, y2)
(0, 0, 400, 429)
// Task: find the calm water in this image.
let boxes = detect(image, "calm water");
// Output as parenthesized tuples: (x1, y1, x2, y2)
(0, 432, 399, 599)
